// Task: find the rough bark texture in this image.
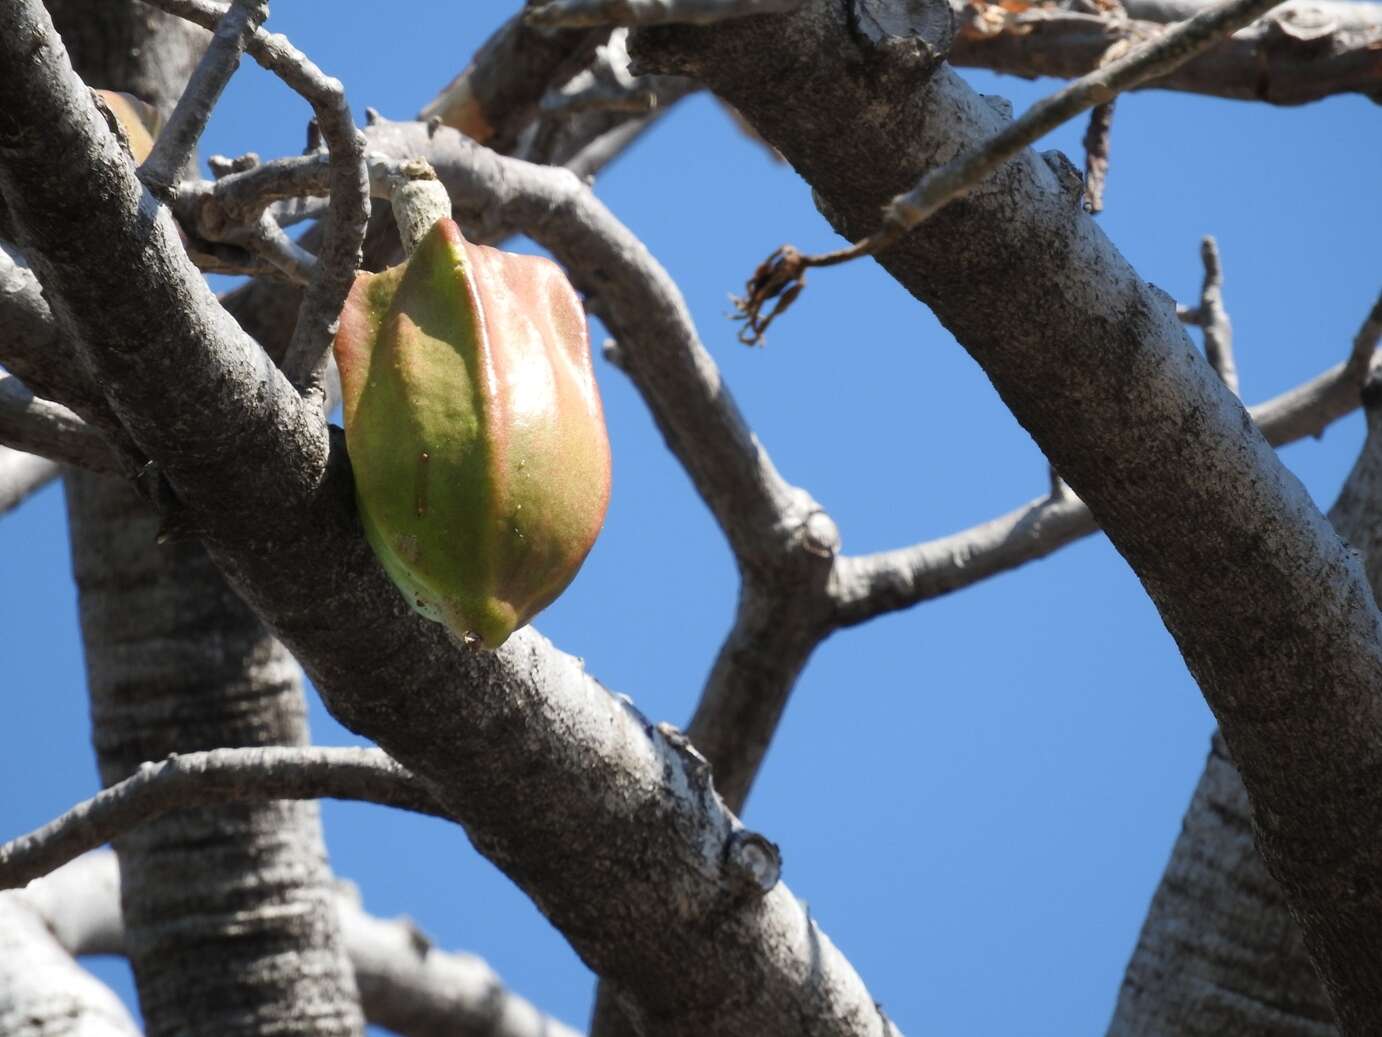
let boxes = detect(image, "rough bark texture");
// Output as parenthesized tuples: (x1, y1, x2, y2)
(0, 4, 897, 1032)
(948, 0, 1382, 106)
(21, 851, 585, 1037)
(5, 0, 1380, 1031)
(1110, 732, 1336, 1035)
(0, 895, 139, 1037)
(634, 6, 1382, 1032)
(45, 4, 362, 1035)
(65, 407, 362, 1037)
(1112, 390, 1382, 1035)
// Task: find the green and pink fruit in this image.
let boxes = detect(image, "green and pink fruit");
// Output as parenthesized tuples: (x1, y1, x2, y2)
(333, 219, 611, 649)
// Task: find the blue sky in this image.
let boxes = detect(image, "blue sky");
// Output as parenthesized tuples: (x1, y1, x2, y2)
(2, 4, 1379, 1034)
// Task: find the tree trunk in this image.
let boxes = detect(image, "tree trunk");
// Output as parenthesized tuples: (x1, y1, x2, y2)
(47, 4, 362, 1034)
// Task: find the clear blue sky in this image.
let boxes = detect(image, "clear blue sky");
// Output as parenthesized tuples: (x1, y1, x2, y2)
(2, 4, 1379, 1034)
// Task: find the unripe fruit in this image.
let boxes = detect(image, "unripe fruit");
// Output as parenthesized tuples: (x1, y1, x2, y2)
(333, 219, 611, 649)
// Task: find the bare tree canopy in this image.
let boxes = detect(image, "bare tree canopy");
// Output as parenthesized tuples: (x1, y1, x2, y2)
(0, 1, 1379, 1035)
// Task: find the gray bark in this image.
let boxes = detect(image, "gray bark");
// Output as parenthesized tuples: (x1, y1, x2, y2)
(948, 0, 1382, 106)
(2, 0, 1378, 1032)
(43, 3, 361, 1035)
(22, 851, 585, 1037)
(0, 895, 139, 1037)
(633, 6, 1382, 1032)
(0, 2, 897, 1033)
(1110, 730, 1335, 1035)
(1112, 383, 1382, 1035)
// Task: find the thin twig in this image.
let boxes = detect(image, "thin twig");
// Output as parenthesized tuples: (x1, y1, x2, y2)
(526, 0, 803, 28)
(1178, 237, 1236, 391)
(1194, 235, 1236, 393)
(139, 0, 267, 196)
(736, 0, 1288, 342)
(0, 747, 445, 892)
(1081, 99, 1116, 213)
(144, 0, 370, 396)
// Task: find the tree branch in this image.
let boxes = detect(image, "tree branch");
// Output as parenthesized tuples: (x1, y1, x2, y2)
(20, 852, 584, 1037)
(1108, 367, 1382, 1035)
(0, 9, 896, 1032)
(527, 0, 804, 28)
(361, 118, 826, 573)
(637, 9, 1382, 1028)
(0, 446, 58, 517)
(143, 0, 370, 393)
(738, 0, 1289, 338)
(0, 747, 445, 892)
(830, 299, 1379, 626)
(0, 892, 139, 1037)
(0, 376, 120, 473)
(419, 8, 604, 152)
(949, 0, 1382, 106)
(138, 0, 266, 196)
(0, 247, 111, 425)
(1178, 236, 1236, 394)
(1081, 98, 1115, 214)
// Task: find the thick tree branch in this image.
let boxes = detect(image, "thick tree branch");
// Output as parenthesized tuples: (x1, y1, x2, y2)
(0, 893, 139, 1037)
(636, 9, 1382, 1030)
(735, 0, 1292, 341)
(0, 9, 894, 1033)
(748, 0, 1288, 313)
(420, 8, 604, 152)
(686, 581, 833, 811)
(1109, 377, 1382, 1035)
(527, 0, 803, 28)
(1109, 729, 1337, 1034)
(949, 0, 1382, 105)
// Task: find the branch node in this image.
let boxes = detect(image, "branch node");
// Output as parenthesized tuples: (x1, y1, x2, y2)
(797, 508, 841, 559)
(655, 721, 712, 784)
(723, 829, 781, 897)
(207, 151, 261, 178)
